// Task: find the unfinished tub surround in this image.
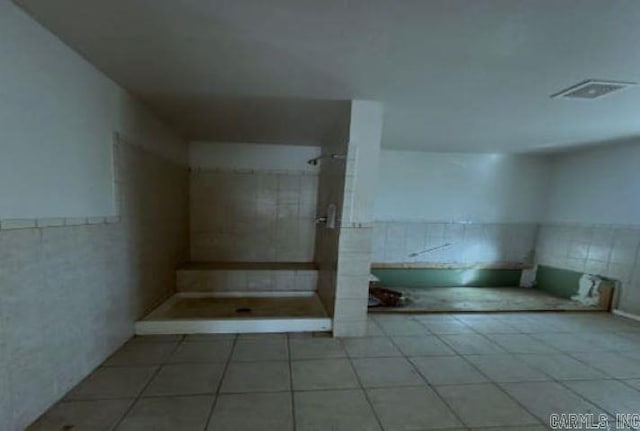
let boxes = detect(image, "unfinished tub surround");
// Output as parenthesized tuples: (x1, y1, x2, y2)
(536, 223, 640, 314)
(373, 286, 610, 313)
(537, 143, 640, 316)
(372, 222, 538, 265)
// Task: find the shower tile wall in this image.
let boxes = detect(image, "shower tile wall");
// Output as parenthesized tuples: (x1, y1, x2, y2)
(372, 222, 538, 265)
(190, 169, 318, 262)
(535, 223, 640, 314)
(0, 141, 189, 430)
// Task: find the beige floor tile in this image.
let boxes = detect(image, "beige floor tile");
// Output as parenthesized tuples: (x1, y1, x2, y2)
(289, 338, 347, 360)
(578, 332, 640, 351)
(377, 319, 430, 336)
(207, 392, 293, 431)
(411, 356, 487, 385)
(66, 366, 157, 400)
(169, 341, 233, 363)
(625, 379, 640, 390)
(464, 320, 521, 334)
(27, 399, 132, 431)
(342, 337, 402, 358)
(231, 338, 288, 361)
(294, 389, 381, 431)
(220, 361, 290, 393)
(439, 334, 505, 354)
(517, 354, 606, 380)
(485, 334, 559, 354)
(352, 357, 425, 388)
(413, 316, 475, 334)
(143, 363, 225, 396)
(571, 351, 640, 378)
(531, 333, 603, 352)
(237, 333, 287, 340)
(501, 381, 609, 426)
(291, 358, 359, 390)
(564, 379, 640, 416)
(104, 342, 177, 366)
(470, 427, 548, 431)
(367, 386, 462, 430)
(365, 319, 385, 336)
(464, 354, 550, 382)
(183, 334, 236, 342)
(131, 335, 184, 343)
(436, 383, 539, 427)
(391, 335, 456, 356)
(116, 395, 214, 431)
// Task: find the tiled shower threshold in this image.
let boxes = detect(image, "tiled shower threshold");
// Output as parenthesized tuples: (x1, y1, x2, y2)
(135, 291, 332, 335)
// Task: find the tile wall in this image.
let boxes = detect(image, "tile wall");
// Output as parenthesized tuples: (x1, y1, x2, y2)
(0, 140, 189, 430)
(535, 223, 640, 314)
(314, 117, 351, 320)
(190, 169, 318, 262)
(372, 222, 539, 265)
(177, 268, 318, 292)
(331, 101, 384, 337)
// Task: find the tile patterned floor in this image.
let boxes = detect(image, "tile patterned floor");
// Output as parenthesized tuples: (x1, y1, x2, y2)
(28, 312, 640, 431)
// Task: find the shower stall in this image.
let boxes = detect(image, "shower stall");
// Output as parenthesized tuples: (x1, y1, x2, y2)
(136, 100, 382, 336)
(135, 144, 347, 334)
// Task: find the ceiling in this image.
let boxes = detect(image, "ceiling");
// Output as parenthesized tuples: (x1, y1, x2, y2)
(16, 0, 640, 152)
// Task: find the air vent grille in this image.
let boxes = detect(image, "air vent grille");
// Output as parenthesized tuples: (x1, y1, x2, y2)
(552, 80, 636, 99)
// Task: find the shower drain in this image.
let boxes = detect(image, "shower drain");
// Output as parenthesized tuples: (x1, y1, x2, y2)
(235, 307, 252, 313)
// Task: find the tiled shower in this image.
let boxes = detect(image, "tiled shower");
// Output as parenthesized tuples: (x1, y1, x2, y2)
(190, 169, 318, 263)
(137, 101, 383, 337)
(137, 160, 332, 333)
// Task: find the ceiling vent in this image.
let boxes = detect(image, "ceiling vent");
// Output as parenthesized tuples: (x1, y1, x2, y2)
(551, 79, 636, 99)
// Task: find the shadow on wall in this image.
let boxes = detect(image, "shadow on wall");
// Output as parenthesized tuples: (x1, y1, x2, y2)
(145, 95, 352, 145)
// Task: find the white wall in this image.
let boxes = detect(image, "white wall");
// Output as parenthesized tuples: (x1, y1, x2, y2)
(544, 143, 640, 225)
(0, 3, 188, 430)
(190, 141, 320, 172)
(374, 150, 551, 223)
(0, 2, 185, 220)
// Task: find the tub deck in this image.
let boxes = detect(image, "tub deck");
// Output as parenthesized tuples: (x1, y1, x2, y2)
(370, 286, 609, 313)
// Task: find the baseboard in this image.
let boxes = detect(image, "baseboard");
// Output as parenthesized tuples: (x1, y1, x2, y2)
(612, 308, 640, 322)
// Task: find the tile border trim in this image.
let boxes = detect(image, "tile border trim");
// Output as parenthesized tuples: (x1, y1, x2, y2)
(0, 216, 121, 231)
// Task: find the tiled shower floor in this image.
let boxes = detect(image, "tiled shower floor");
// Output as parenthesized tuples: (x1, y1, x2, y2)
(145, 294, 328, 319)
(29, 312, 640, 430)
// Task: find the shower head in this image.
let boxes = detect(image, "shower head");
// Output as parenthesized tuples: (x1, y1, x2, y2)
(306, 153, 346, 166)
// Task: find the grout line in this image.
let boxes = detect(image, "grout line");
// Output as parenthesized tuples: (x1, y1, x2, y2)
(286, 334, 297, 431)
(385, 333, 471, 428)
(110, 338, 184, 429)
(203, 334, 239, 430)
(386, 313, 631, 427)
(38, 313, 640, 430)
(456, 321, 632, 424)
(343, 345, 386, 431)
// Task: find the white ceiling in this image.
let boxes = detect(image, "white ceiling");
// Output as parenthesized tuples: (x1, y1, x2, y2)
(16, 0, 640, 152)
